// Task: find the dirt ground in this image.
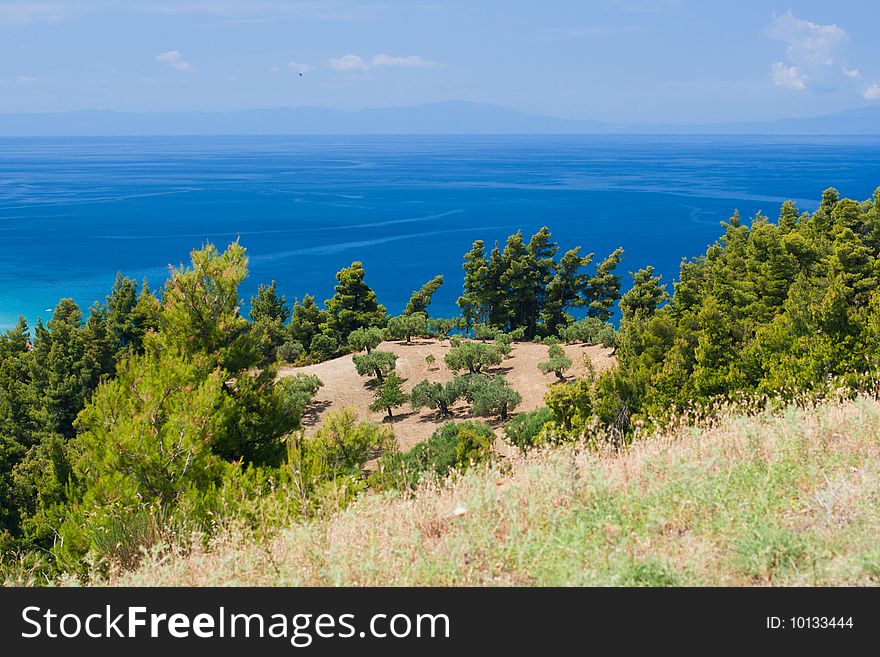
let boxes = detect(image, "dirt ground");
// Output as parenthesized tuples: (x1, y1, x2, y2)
(278, 339, 615, 451)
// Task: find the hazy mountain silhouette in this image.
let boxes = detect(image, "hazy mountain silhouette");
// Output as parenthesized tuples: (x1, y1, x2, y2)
(1, 100, 878, 136)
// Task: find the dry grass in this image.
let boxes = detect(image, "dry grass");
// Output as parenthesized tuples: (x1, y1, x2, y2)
(109, 395, 880, 587)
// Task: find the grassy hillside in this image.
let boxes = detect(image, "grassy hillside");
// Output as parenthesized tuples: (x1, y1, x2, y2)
(108, 395, 880, 587)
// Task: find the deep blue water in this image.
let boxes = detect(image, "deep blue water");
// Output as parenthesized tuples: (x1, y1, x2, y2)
(1, 135, 879, 331)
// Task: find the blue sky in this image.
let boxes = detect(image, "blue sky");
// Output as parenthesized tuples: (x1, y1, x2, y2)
(1, 0, 879, 123)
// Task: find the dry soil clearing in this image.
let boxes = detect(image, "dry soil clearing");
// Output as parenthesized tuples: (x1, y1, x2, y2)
(278, 339, 615, 451)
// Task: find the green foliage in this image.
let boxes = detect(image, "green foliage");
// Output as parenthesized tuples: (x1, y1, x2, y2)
(286, 408, 395, 514)
(454, 425, 495, 465)
(425, 353, 437, 367)
(538, 344, 573, 381)
(455, 228, 624, 337)
(288, 295, 327, 354)
(410, 378, 465, 418)
(427, 317, 464, 340)
(370, 372, 408, 418)
(558, 317, 617, 348)
(404, 275, 444, 316)
(503, 406, 553, 451)
(159, 241, 256, 372)
(373, 420, 493, 491)
(386, 312, 428, 343)
(494, 332, 513, 357)
(619, 266, 669, 323)
(348, 326, 384, 353)
(472, 323, 500, 341)
(352, 350, 397, 382)
(443, 340, 503, 374)
(586, 247, 625, 321)
(277, 373, 324, 426)
(608, 188, 880, 429)
(542, 378, 595, 440)
(250, 280, 290, 324)
(249, 281, 292, 366)
(310, 333, 337, 360)
(323, 262, 387, 343)
(461, 374, 522, 420)
(276, 339, 304, 363)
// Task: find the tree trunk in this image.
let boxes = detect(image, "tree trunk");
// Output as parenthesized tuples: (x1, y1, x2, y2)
(386, 407, 393, 419)
(555, 370, 566, 382)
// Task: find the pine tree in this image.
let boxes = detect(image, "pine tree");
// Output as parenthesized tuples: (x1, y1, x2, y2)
(586, 247, 624, 321)
(619, 266, 669, 323)
(289, 294, 327, 353)
(457, 240, 488, 331)
(404, 275, 444, 316)
(542, 246, 593, 335)
(250, 280, 291, 324)
(324, 262, 387, 343)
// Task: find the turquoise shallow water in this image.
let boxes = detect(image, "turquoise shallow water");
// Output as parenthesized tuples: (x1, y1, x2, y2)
(1, 134, 878, 330)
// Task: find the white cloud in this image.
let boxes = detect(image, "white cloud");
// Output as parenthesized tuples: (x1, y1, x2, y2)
(15, 75, 38, 84)
(327, 54, 369, 72)
(156, 50, 195, 72)
(770, 62, 805, 91)
(842, 64, 861, 79)
(864, 84, 880, 100)
(765, 11, 872, 94)
(289, 61, 314, 74)
(327, 53, 445, 73)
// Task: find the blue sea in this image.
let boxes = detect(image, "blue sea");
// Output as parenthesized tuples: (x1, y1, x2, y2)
(1, 135, 879, 331)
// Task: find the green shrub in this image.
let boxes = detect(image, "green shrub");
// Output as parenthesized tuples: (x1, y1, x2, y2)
(276, 339, 304, 363)
(444, 341, 502, 374)
(558, 317, 617, 347)
(372, 420, 494, 491)
(310, 333, 337, 360)
(504, 407, 553, 451)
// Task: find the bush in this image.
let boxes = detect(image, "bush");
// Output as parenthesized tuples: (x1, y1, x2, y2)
(427, 317, 464, 340)
(495, 332, 513, 357)
(558, 318, 617, 348)
(372, 420, 494, 491)
(503, 407, 553, 451)
(386, 313, 428, 343)
(463, 374, 522, 420)
(310, 333, 337, 360)
(277, 373, 323, 426)
(276, 339, 304, 363)
(444, 340, 503, 374)
(287, 408, 395, 513)
(473, 324, 500, 341)
(410, 378, 465, 418)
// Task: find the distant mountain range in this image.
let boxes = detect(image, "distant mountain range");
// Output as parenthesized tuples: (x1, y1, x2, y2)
(1, 100, 879, 136)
